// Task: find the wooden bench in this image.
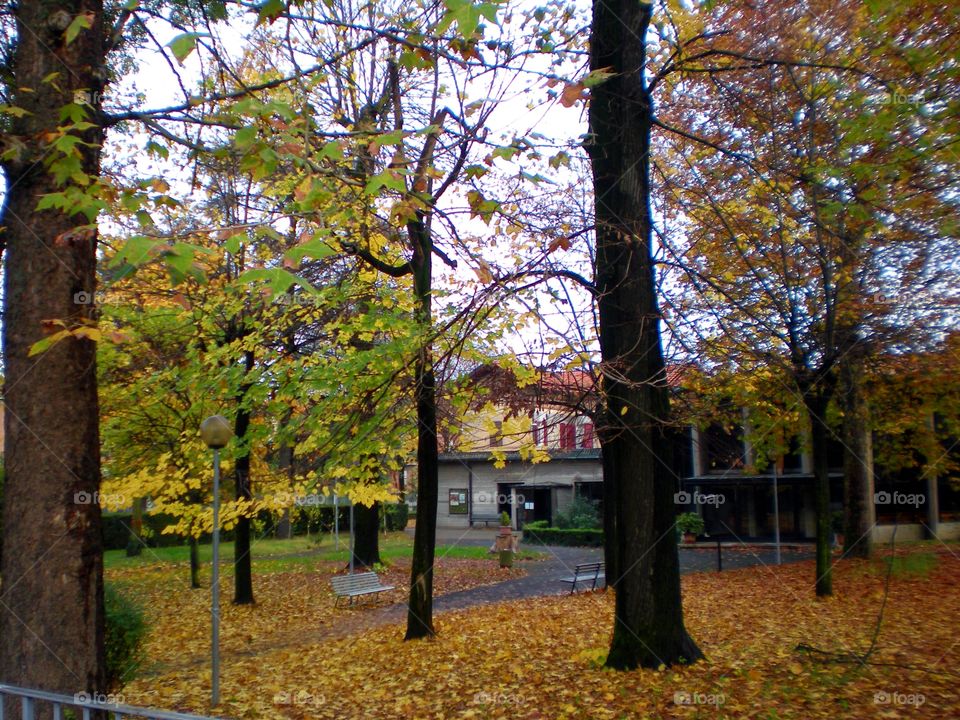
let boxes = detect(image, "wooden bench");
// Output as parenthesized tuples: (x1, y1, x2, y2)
(559, 562, 605, 593)
(470, 513, 501, 528)
(330, 571, 395, 607)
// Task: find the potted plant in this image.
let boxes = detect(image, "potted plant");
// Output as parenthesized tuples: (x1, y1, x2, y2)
(676, 512, 705, 544)
(498, 511, 512, 535)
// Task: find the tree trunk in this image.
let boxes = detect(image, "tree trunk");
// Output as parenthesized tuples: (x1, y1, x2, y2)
(804, 388, 834, 596)
(840, 359, 872, 558)
(233, 348, 256, 605)
(352, 501, 381, 568)
(405, 214, 438, 640)
(190, 536, 201, 589)
(0, 0, 107, 704)
(588, 0, 701, 670)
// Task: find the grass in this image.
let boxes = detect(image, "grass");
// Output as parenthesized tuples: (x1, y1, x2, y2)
(105, 531, 545, 573)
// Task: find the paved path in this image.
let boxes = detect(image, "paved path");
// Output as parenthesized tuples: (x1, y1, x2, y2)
(421, 528, 814, 613)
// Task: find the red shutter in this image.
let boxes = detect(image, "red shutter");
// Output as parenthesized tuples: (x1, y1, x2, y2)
(581, 423, 594, 449)
(559, 423, 575, 450)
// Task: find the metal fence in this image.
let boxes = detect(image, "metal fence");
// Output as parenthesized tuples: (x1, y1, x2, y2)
(0, 684, 217, 720)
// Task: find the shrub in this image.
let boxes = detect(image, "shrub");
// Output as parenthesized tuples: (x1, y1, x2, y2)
(104, 583, 148, 689)
(523, 527, 604, 547)
(383, 503, 409, 531)
(554, 495, 601, 530)
(523, 519, 549, 530)
(676, 512, 705, 535)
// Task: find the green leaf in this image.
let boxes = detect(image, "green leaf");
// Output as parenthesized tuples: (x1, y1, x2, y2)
(111, 236, 164, 267)
(64, 13, 93, 46)
(437, 0, 501, 37)
(59, 103, 89, 123)
(167, 33, 209, 63)
(286, 236, 336, 264)
(29, 330, 71, 357)
(237, 268, 317, 297)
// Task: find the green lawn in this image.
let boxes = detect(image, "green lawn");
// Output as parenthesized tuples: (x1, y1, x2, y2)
(105, 531, 544, 573)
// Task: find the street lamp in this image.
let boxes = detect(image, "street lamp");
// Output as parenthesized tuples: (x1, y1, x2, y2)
(200, 415, 231, 707)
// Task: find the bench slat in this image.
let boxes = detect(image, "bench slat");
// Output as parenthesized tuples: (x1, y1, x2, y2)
(558, 562, 606, 593)
(331, 572, 395, 606)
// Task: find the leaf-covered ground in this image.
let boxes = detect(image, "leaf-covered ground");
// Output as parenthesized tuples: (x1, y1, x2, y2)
(109, 555, 525, 678)
(121, 545, 960, 719)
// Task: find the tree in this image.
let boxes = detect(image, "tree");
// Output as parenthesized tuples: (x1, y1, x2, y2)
(587, 0, 701, 669)
(0, 0, 109, 698)
(655, 0, 958, 584)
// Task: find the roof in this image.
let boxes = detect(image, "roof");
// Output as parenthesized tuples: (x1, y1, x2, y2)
(437, 449, 602, 464)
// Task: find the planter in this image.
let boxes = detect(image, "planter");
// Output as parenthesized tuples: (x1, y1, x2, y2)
(498, 525, 512, 536)
(682, 532, 698, 544)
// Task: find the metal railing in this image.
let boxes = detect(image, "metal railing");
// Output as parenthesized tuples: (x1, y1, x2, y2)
(0, 684, 217, 720)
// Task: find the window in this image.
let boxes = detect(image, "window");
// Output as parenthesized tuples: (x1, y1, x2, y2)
(532, 420, 540, 446)
(448, 489, 468, 514)
(559, 423, 576, 450)
(490, 420, 503, 447)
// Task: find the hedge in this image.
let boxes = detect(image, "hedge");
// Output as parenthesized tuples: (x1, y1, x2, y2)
(523, 527, 604, 547)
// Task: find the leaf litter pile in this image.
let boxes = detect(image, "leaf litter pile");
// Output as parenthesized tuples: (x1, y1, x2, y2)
(119, 545, 960, 719)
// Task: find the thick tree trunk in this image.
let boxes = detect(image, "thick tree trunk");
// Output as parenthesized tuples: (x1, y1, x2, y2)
(588, 0, 701, 670)
(0, 0, 107, 704)
(233, 348, 256, 604)
(804, 389, 834, 596)
(352, 501, 381, 568)
(405, 215, 438, 640)
(840, 359, 872, 559)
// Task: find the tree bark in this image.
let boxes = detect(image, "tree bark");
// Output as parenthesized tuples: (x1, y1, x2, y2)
(233, 350, 255, 604)
(405, 214, 438, 640)
(190, 536, 201, 589)
(803, 387, 835, 596)
(840, 359, 872, 558)
(588, 0, 701, 670)
(352, 501, 381, 568)
(0, 0, 107, 704)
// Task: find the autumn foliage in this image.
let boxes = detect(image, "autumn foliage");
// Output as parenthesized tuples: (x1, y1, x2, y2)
(117, 546, 960, 719)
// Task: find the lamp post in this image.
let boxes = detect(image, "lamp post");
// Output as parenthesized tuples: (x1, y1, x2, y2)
(200, 415, 232, 707)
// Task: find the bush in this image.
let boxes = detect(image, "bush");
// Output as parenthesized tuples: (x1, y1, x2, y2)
(676, 512, 705, 535)
(102, 512, 187, 551)
(554, 495, 601, 530)
(104, 583, 147, 689)
(523, 527, 604, 547)
(523, 519, 549, 530)
(383, 503, 409, 531)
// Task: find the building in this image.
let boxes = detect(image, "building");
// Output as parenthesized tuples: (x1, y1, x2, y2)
(425, 364, 960, 542)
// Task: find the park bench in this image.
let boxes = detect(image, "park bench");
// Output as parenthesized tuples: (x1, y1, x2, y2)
(559, 561, 605, 593)
(470, 513, 502, 528)
(330, 571, 395, 607)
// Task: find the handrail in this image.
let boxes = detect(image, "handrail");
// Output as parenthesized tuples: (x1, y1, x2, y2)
(0, 683, 217, 720)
